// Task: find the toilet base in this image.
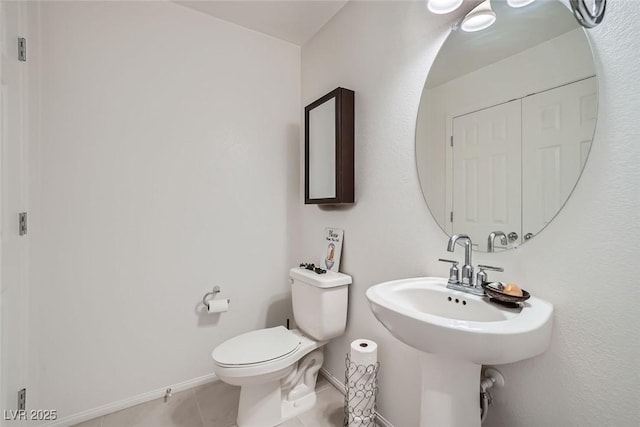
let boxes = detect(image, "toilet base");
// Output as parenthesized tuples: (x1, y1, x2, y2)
(236, 349, 324, 427)
(237, 384, 317, 427)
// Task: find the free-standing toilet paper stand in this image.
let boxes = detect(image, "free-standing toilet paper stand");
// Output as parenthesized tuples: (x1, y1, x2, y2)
(344, 347, 379, 426)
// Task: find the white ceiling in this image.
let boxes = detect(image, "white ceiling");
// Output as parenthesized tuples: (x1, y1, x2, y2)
(174, 0, 349, 45)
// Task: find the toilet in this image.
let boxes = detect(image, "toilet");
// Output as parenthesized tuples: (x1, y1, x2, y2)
(211, 267, 352, 427)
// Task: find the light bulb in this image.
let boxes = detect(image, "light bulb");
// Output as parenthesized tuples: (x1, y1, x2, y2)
(427, 0, 464, 14)
(461, 0, 497, 32)
(507, 0, 536, 7)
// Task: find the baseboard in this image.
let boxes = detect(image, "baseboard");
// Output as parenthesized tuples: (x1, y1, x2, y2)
(45, 373, 218, 427)
(319, 367, 394, 427)
(319, 367, 346, 394)
(46, 368, 391, 427)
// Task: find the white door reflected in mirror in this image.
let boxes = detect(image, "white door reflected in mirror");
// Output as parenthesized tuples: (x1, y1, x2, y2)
(522, 77, 597, 237)
(447, 77, 597, 248)
(451, 99, 522, 250)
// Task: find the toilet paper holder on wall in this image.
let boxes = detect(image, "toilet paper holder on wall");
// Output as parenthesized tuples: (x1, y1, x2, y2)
(202, 286, 230, 308)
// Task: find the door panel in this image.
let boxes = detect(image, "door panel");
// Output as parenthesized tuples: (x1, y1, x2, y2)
(452, 100, 522, 250)
(522, 77, 597, 238)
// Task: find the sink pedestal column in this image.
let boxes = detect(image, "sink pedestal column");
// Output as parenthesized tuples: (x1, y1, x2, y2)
(420, 353, 482, 427)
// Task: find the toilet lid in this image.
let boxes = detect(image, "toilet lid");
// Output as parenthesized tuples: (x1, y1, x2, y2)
(212, 326, 301, 366)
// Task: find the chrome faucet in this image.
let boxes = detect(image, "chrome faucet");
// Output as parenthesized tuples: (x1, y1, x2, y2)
(440, 234, 504, 296)
(487, 231, 508, 252)
(447, 234, 474, 286)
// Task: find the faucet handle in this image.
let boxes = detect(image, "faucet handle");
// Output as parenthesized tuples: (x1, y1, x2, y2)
(478, 264, 504, 272)
(476, 264, 503, 287)
(438, 258, 460, 284)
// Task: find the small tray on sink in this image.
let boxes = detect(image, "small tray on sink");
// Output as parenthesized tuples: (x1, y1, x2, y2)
(484, 282, 530, 305)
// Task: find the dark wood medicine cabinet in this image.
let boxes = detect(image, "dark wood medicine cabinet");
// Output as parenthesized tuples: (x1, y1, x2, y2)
(304, 87, 354, 205)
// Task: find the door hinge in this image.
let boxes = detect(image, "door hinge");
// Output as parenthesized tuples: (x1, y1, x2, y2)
(450, 136, 453, 147)
(18, 388, 26, 411)
(450, 211, 454, 222)
(18, 38, 26, 62)
(19, 212, 27, 236)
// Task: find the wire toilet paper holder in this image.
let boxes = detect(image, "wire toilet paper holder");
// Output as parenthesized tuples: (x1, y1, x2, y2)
(202, 286, 230, 308)
(344, 353, 379, 426)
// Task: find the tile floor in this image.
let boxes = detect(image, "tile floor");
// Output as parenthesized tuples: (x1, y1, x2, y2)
(72, 375, 345, 427)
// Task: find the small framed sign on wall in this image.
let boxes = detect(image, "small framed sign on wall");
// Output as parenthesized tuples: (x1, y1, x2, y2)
(305, 87, 354, 204)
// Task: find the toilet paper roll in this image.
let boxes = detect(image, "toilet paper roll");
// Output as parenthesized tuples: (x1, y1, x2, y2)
(207, 298, 230, 314)
(349, 339, 378, 367)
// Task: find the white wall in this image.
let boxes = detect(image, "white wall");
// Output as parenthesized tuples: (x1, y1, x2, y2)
(300, 1, 640, 426)
(27, 1, 299, 420)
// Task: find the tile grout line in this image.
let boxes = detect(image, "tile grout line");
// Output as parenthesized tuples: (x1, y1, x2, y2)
(192, 389, 208, 427)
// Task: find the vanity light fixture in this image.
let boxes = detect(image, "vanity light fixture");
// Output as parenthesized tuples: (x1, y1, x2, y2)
(427, 0, 463, 14)
(426, 0, 536, 24)
(507, 0, 536, 7)
(570, 0, 606, 28)
(460, 0, 496, 32)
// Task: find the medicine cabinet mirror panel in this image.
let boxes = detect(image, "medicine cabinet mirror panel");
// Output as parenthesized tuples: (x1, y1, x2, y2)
(305, 87, 354, 204)
(415, 0, 597, 252)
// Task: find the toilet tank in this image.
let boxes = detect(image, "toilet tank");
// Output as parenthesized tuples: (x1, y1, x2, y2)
(289, 267, 352, 341)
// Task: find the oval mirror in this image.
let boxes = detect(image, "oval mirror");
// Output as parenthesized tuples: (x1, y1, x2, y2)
(416, 0, 597, 252)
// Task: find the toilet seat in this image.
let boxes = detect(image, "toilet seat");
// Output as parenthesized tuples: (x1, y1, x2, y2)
(212, 326, 301, 367)
(212, 328, 325, 384)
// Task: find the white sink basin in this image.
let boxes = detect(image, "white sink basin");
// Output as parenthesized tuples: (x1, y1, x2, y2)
(366, 277, 554, 365)
(367, 277, 554, 427)
(367, 277, 553, 427)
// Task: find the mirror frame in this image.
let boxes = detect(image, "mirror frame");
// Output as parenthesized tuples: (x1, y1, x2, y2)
(304, 87, 355, 205)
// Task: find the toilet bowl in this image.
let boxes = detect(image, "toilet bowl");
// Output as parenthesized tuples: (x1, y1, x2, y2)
(211, 267, 352, 427)
(213, 327, 326, 427)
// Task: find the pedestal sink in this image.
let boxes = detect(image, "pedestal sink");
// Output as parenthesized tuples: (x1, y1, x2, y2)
(366, 277, 553, 427)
